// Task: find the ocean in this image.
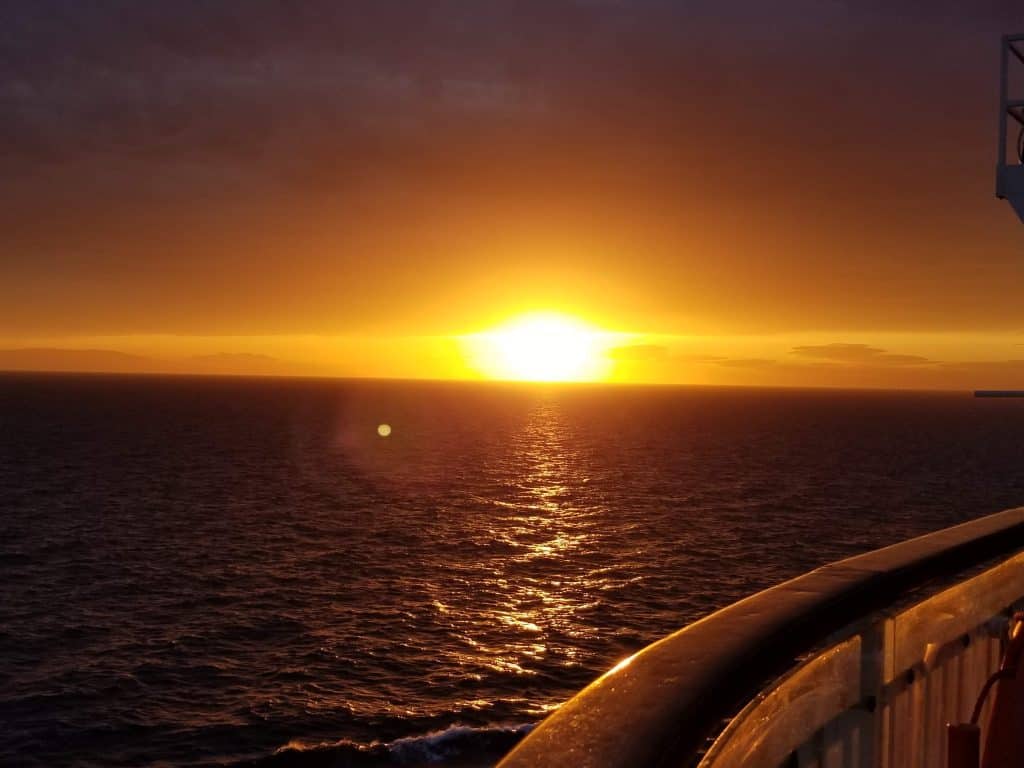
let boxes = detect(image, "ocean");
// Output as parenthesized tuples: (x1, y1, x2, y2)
(3, 373, 1024, 767)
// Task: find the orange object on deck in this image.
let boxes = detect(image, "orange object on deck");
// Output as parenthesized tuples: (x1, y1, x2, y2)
(981, 613, 1024, 768)
(948, 723, 980, 768)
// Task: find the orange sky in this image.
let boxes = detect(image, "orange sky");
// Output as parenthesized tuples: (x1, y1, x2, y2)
(2, 3, 1024, 389)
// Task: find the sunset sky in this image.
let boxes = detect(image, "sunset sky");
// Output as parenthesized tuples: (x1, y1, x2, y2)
(3, 1, 1024, 388)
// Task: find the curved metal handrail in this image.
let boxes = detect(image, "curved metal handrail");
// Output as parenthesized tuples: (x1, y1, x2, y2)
(498, 507, 1024, 768)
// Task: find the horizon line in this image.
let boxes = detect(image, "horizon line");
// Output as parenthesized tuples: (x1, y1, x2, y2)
(0, 366, 984, 395)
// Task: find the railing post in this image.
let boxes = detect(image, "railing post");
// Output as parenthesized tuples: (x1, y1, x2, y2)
(860, 617, 895, 768)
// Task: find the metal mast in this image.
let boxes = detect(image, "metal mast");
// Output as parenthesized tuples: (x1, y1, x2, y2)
(996, 34, 1024, 223)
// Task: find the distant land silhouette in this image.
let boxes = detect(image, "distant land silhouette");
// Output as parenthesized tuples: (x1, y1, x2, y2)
(0, 348, 295, 377)
(6, 346, 1024, 390)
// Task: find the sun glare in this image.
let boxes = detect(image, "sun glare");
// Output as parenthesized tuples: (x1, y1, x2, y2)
(466, 313, 611, 382)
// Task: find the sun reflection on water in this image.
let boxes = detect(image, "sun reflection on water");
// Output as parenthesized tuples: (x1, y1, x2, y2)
(422, 397, 610, 700)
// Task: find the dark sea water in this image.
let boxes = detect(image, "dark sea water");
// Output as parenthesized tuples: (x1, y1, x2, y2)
(4, 373, 1024, 768)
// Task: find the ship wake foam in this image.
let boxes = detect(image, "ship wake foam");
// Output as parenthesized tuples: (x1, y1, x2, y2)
(239, 723, 535, 768)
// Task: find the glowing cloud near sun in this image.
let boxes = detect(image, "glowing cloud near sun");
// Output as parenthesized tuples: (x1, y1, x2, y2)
(464, 312, 613, 382)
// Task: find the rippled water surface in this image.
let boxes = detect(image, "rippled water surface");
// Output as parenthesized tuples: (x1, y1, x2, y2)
(4, 374, 1024, 767)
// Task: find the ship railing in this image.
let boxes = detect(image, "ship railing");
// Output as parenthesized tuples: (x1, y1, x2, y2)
(497, 507, 1024, 768)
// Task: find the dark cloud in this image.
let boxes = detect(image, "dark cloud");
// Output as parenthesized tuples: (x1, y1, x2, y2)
(791, 344, 935, 366)
(2, 1, 1015, 186)
(2, 1, 1024, 339)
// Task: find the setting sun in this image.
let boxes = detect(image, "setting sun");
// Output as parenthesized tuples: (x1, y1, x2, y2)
(464, 313, 612, 382)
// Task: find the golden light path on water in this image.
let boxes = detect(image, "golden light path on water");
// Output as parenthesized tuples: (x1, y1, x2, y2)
(415, 396, 636, 718)
(297, 385, 654, 730)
